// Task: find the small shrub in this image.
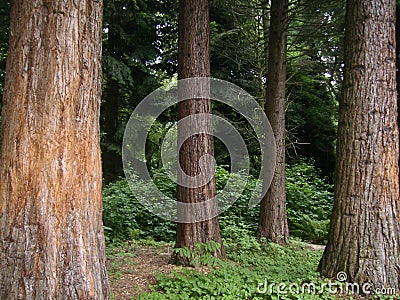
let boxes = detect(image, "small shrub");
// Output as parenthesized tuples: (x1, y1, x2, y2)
(286, 160, 333, 243)
(174, 241, 226, 268)
(102, 178, 175, 242)
(221, 224, 261, 255)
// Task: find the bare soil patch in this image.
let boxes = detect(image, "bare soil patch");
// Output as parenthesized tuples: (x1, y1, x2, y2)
(107, 242, 177, 299)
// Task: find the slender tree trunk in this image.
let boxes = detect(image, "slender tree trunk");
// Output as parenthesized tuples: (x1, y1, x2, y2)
(0, 1, 110, 298)
(318, 0, 400, 290)
(257, 0, 289, 244)
(170, 0, 225, 266)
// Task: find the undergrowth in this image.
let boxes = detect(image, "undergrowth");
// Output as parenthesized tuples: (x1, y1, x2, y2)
(103, 160, 333, 244)
(133, 237, 398, 299)
(137, 238, 331, 299)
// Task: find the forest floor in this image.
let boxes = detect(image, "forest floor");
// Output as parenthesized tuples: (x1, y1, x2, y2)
(106, 240, 326, 300)
(107, 241, 177, 299)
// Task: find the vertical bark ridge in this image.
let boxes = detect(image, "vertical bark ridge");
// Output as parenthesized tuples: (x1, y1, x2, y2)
(318, 0, 400, 290)
(0, 1, 109, 298)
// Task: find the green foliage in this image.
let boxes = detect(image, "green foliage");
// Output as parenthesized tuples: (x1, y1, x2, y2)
(218, 160, 333, 244)
(285, 0, 344, 177)
(217, 166, 260, 233)
(221, 225, 261, 255)
(286, 67, 338, 178)
(102, 177, 176, 242)
(286, 160, 333, 244)
(290, 216, 330, 246)
(97, 0, 343, 185)
(210, 0, 262, 95)
(174, 241, 226, 268)
(137, 239, 332, 300)
(100, 0, 178, 182)
(103, 160, 333, 244)
(107, 237, 399, 300)
(106, 242, 137, 278)
(102, 165, 253, 242)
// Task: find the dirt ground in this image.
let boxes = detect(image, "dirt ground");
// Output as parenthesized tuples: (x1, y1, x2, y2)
(107, 242, 178, 299)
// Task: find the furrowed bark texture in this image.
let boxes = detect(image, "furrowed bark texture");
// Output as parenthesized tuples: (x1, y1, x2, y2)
(171, 0, 225, 266)
(0, 0, 110, 298)
(318, 0, 400, 290)
(257, 0, 289, 244)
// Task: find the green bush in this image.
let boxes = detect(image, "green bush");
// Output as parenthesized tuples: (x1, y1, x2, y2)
(102, 166, 258, 242)
(286, 160, 333, 244)
(221, 224, 261, 255)
(219, 160, 333, 244)
(102, 177, 176, 242)
(174, 241, 226, 268)
(217, 166, 260, 234)
(103, 160, 333, 244)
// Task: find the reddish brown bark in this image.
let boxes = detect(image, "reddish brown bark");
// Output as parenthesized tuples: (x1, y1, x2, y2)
(170, 0, 225, 266)
(0, 1, 109, 298)
(257, 0, 290, 244)
(318, 0, 400, 290)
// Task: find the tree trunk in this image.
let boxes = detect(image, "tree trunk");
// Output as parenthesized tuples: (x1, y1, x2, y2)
(170, 0, 225, 266)
(318, 0, 400, 291)
(0, 1, 110, 298)
(257, 0, 289, 244)
(396, 1, 400, 146)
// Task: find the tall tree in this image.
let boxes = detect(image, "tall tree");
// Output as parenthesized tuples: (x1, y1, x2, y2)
(257, 0, 290, 244)
(0, 1, 109, 298)
(170, 0, 225, 266)
(318, 0, 400, 290)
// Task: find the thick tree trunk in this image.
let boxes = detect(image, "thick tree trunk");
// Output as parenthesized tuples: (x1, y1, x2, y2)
(257, 0, 289, 244)
(318, 0, 400, 291)
(170, 0, 225, 266)
(0, 1, 110, 299)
